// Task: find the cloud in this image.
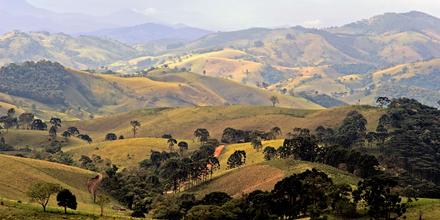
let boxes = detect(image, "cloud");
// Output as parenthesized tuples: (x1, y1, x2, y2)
(302, 19, 323, 28)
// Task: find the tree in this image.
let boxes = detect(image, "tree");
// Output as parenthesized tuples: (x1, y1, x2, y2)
(96, 194, 111, 216)
(78, 134, 93, 144)
(227, 150, 246, 169)
(201, 192, 232, 206)
(130, 120, 141, 138)
(353, 176, 407, 219)
(62, 131, 71, 139)
(271, 169, 334, 219)
(50, 117, 62, 129)
(376, 96, 391, 108)
(194, 128, 210, 143)
(336, 111, 367, 148)
(66, 127, 80, 136)
(167, 138, 178, 152)
(271, 127, 282, 137)
(105, 133, 117, 141)
(31, 119, 47, 130)
(18, 113, 34, 129)
(178, 141, 189, 156)
(263, 146, 277, 160)
(49, 126, 57, 138)
(270, 96, 279, 107)
(56, 189, 77, 214)
(27, 182, 61, 212)
(251, 136, 263, 151)
(186, 205, 235, 220)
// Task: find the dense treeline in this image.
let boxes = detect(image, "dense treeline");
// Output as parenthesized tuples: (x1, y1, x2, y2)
(101, 131, 221, 216)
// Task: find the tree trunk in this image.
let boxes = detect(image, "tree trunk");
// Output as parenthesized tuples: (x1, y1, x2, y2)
(64, 206, 67, 214)
(101, 206, 104, 216)
(43, 205, 46, 212)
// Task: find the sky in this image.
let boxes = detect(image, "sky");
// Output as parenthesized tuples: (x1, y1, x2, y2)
(27, 0, 440, 30)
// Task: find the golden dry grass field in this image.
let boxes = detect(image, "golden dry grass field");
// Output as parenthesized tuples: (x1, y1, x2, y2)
(0, 154, 126, 217)
(66, 105, 383, 141)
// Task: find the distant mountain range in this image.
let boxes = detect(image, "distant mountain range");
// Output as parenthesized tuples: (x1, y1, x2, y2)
(87, 23, 212, 44)
(2, 10, 440, 107)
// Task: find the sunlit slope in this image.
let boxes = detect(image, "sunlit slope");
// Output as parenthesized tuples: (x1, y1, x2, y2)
(65, 137, 196, 169)
(0, 154, 114, 214)
(2, 129, 84, 149)
(146, 71, 321, 108)
(189, 140, 359, 197)
(66, 105, 383, 141)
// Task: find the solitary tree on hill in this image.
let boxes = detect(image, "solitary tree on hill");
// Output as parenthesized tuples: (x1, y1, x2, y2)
(56, 189, 77, 214)
(270, 96, 279, 107)
(27, 182, 61, 212)
(130, 120, 141, 138)
(96, 194, 111, 217)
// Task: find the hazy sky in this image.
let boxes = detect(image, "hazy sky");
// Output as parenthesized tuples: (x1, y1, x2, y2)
(27, 0, 440, 30)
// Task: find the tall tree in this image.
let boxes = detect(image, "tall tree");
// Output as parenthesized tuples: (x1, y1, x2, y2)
(96, 194, 111, 217)
(18, 113, 34, 129)
(270, 96, 279, 107)
(251, 136, 263, 152)
(353, 176, 407, 219)
(56, 189, 77, 214)
(130, 120, 141, 138)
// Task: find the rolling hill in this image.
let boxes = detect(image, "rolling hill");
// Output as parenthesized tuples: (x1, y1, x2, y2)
(65, 137, 196, 169)
(0, 154, 122, 215)
(65, 105, 383, 142)
(0, 61, 320, 120)
(0, 31, 139, 69)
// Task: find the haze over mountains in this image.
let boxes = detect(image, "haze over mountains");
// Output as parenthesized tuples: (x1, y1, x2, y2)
(2, 1, 440, 110)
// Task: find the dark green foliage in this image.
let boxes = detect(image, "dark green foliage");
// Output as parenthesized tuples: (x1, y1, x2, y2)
(0, 61, 95, 105)
(194, 128, 210, 143)
(283, 128, 319, 161)
(56, 189, 77, 214)
(336, 111, 367, 148)
(271, 168, 333, 219)
(78, 134, 92, 143)
(31, 119, 47, 130)
(201, 192, 232, 206)
(263, 146, 277, 160)
(105, 133, 117, 141)
(178, 141, 189, 156)
(227, 150, 246, 169)
(379, 98, 440, 189)
(221, 127, 278, 144)
(186, 205, 236, 220)
(354, 175, 407, 219)
(66, 127, 80, 136)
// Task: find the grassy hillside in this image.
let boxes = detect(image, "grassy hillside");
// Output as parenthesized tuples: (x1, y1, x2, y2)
(189, 139, 360, 197)
(66, 105, 383, 141)
(65, 137, 196, 169)
(0, 61, 320, 120)
(0, 31, 139, 69)
(0, 154, 122, 216)
(1, 129, 85, 149)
